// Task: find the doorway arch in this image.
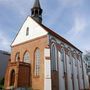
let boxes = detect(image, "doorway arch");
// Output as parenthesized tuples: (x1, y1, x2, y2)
(10, 69, 15, 86)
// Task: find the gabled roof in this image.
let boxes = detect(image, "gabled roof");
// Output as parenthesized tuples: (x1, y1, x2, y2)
(11, 16, 82, 53)
(11, 16, 48, 46)
(34, 19, 82, 53)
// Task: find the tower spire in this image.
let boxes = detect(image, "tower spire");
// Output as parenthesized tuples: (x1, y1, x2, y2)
(33, 0, 41, 8)
(31, 0, 43, 23)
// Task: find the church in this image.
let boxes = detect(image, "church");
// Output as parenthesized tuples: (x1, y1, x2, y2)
(4, 0, 89, 90)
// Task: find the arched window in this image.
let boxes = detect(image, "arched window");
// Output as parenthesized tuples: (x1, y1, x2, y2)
(10, 69, 15, 86)
(24, 51, 30, 63)
(68, 51, 73, 73)
(68, 50, 71, 64)
(51, 43, 57, 70)
(15, 52, 20, 61)
(61, 48, 65, 73)
(34, 48, 40, 76)
(73, 53, 77, 66)
(61, 49, 64, 62)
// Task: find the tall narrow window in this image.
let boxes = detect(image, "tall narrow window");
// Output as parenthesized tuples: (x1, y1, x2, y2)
(26, 27, 29, 36)
(61, 49, 64, 62)
(68, 51, 71, 64)
(51, 43, 57, 70)
(24, 51, 30, 63)
(34, 48, 40, 76)
(74, 54, 77, 66)
(69, 52, 73, 73)
(61, 48, 65, 73)
(15, 52, 20, 62)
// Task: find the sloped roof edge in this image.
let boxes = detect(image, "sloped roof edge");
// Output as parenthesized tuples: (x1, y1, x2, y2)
(33, 19, 82, 53)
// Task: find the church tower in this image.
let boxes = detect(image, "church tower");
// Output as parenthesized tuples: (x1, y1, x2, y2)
(31, 0, 43, 23)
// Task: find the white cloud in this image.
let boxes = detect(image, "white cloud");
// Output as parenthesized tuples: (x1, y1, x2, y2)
(58, 0, 84, 7)
(64, 14, 90, 52)
(66, 15, 87, 40)
(44, 0, 84, 28)
(0, 30, 10, 51)
(0, 0, 34, 17)
(0, 0, 34, 52)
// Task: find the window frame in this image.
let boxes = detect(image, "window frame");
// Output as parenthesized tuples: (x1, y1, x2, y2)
(26, 27, 29, 36)
(51, 43, 58, 71)
(23, 51, 30, 63)
(34, 48, 40, 77)
(15, 52, 20, 62)
(60, 48, 65, 73)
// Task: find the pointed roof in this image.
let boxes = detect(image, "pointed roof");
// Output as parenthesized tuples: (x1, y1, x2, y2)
(35, 20, 82, 53)
(33, 0, 41, 8)
(11, 16, 82, 53)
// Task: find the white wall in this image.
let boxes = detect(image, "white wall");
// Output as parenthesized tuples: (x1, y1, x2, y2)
(12, 17, 48, 46)
(44, 48, 51, 90)
(58, 51, 65, 90)
(72, 57, 79, 90)
(77, 59, 84, 89)
(66, 55, 73, 90)
(48, 28, 89, 90)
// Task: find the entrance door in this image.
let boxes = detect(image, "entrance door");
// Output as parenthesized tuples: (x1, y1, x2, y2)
(10, 69, 15, 86)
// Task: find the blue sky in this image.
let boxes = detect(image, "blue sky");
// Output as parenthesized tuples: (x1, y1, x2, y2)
(0, 0, 90, 53)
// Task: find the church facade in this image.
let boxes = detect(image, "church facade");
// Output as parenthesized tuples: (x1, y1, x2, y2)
(4, 0, 89, 90)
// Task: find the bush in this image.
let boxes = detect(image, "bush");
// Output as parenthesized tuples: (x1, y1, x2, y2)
(0, 78, 4, 89)
(0, 78, 4, 85)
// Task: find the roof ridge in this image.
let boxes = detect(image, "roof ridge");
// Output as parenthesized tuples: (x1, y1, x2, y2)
(32, 18, 82, 53)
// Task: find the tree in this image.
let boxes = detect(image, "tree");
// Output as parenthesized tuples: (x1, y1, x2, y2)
(83, 51, 90, 87)
(0, 78, 4, 85)
(0, 78, 4, 89)
(84, 51, 90, 61)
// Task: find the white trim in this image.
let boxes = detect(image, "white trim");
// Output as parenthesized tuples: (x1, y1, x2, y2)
(51, 43, 58, 70)
(66, 54, 73, 90)
(44, 48, 51, 90)
(11, 17, 48, 46)
(72, 57, 79, 90)
(58, 51, 65, 90)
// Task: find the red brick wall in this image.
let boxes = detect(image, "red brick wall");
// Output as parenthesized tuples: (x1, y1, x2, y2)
(51, 71, 59, 90)
(5, 35, 48, 90)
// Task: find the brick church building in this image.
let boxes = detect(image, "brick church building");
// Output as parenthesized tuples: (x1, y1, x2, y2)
(4, 0, 89, 90)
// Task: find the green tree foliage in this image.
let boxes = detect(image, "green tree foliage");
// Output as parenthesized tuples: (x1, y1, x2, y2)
(84, 51, 90, 61)
(0, 78, 4, 89)
(0, 78, 4, 85)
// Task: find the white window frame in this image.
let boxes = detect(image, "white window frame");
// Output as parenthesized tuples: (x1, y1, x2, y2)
(26, 27, 29, 36)
(15, 52, 20, 62)
(61, 48, 65, 73)
(24, 51, 30, 63)
(34, 48, 40, 76)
